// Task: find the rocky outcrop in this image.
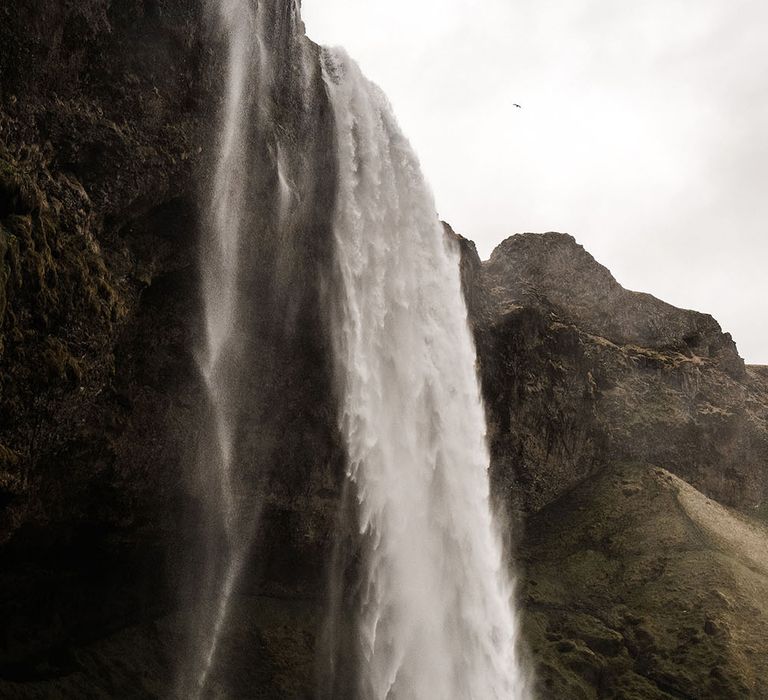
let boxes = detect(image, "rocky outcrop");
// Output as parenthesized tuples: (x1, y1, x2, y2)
(451, 228, 768, 697)
(453, 230, 768, 516)
(484, 233, 744, 377)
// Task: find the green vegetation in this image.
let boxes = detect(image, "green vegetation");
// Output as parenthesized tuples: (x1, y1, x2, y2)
(521, 462, 768, 698)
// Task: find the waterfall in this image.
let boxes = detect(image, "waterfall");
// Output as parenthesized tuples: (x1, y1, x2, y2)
(322, 48, 529, 699)
(182, 1, 271, 696)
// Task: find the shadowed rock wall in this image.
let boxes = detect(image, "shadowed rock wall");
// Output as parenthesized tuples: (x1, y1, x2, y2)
(0, 2, 345, 694)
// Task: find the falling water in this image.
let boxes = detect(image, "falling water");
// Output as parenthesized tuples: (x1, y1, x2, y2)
(322, 48, 529, 699)
(201, 0, 254, 531)
(185, 0, 270, 696)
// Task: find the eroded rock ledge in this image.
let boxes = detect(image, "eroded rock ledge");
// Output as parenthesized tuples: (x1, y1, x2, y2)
(450, 226, 767, 516)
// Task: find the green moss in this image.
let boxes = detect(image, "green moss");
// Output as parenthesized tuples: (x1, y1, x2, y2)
(0, 150, 36, 216)
(41, 336, 83, 384)
(0, 153, 18, 191)
(0, 224, 8, 329)
(0, 167, 122, 339)
(0, 443, 20, 469)
(521, 462, 768, 698)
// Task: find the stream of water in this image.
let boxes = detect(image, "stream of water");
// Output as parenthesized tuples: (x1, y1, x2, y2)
(188, 3, 526, 695)
(185, 1, 268, 696)
(322, 47, 529, 700)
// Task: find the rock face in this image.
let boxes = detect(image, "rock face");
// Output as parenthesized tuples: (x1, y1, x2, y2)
(485, 233, 744, 375)
(448, 228, 768, 700)
(451, 229, 768, 698)
(0, 4, 766, 699)
(0, 2, 344, 695)
(0, 0, 208, 683)
(452, 229, 768, 515)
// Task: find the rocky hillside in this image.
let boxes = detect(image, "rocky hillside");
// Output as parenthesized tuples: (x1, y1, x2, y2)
(448, 228, 768, 698)
(452, 229, 768, 516)
(0, 3, 766, 698)
(522, 461, 768, 699)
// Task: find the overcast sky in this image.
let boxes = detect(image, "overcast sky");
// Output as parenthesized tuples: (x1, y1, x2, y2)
(302, 0, 767, 364)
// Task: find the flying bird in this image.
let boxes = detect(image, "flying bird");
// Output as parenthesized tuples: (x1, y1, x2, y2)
(513, 103, 522, 108)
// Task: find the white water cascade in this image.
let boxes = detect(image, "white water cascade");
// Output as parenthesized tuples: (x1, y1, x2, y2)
(322, 48, 529, 700)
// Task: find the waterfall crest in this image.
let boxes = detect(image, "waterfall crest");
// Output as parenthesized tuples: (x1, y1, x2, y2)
(322, 48, 529, 699)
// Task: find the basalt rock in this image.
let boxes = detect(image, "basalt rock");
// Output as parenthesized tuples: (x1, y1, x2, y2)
(0, 2, 343, 695)
(452, 229, 768, 516)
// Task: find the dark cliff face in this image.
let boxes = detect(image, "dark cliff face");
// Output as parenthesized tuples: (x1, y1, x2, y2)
(452, 229, 767, 515)
(0, 0, 208, 682)
(0, 2, 344, 694)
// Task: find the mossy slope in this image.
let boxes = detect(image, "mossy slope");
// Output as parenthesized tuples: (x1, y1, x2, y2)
(522, 462, 768, 699)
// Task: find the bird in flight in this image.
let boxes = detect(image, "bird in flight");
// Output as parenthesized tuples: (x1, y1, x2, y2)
(513, 103, 522, 108)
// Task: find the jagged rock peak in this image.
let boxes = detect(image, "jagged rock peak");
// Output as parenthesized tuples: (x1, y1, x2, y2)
(484, 232, 745, 376)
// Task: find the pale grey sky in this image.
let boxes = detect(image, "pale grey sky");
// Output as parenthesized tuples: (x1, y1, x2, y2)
(302, 0, 767, 364)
